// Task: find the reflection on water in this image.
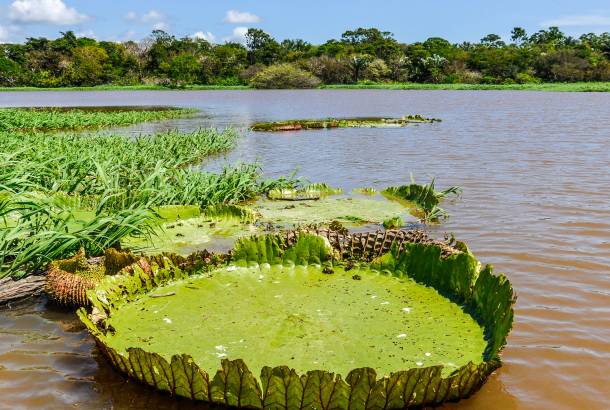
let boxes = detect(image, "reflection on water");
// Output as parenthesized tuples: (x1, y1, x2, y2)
(1, 90, 609, 409)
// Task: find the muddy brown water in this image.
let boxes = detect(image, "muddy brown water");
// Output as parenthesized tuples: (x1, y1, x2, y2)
(1, 90, 609, 409)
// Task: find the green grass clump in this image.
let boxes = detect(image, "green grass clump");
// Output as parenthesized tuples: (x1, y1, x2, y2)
(0, 107, 195, 132)
(0, 194, 156, 278)
(382, 216, 403, 229)
(383, 177, 462, 224)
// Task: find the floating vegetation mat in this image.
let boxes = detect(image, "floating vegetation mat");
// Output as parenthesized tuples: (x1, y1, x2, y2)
(0, 106, 195, 131)
(78, 231, 514, 408)
(251, 115, 440, 132)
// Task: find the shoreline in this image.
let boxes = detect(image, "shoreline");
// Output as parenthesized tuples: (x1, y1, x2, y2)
(1, 82, 610, 93)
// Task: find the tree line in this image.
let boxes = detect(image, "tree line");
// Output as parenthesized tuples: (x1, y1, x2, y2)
(1, 27, 610, 88)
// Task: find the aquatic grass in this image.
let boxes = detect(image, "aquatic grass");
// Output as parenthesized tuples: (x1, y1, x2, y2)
(0, 128, 241, 205)
(0, 107, 195, 132)
(383, 177, 462, 223)
(0, 194, 157, 278)
(382, 216, 403, 229)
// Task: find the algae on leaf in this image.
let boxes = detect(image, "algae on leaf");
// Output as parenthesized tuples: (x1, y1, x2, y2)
(123, 204, 258, 255)
(254, 197, 415, 228)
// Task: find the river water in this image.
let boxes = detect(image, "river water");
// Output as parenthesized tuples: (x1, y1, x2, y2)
(0, 90, 609, 409)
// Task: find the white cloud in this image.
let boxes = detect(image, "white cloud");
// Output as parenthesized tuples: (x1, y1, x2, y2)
(541, 15, 610, 27)
(0, 25, 9, 42)
(142, 10, 164, 23)
(9, 0, 88, 25)
(124, 10, 168, 31)
(152, 21, 169, 31)
(75, 29, 96, 39)
(192, 31, 215, 43)
(223, 26, 249, 43)
(224, 10, 260, 24)
(125, 11, 138, 21)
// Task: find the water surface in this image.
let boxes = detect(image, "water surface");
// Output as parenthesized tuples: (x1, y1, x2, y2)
(1, 90, 609, 409)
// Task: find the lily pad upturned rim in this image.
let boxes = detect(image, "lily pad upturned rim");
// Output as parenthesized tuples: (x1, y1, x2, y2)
(77, 230, 515, 409)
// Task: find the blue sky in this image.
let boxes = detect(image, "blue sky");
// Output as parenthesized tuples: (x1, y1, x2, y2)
(1, 0, 610, 44)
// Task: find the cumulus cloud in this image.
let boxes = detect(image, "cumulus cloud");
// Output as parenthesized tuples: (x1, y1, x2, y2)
(192, 31, 216, 43)
(9, 0, 88, 25)
(124, 9, 168, 32)
(224, 10, 260, 24)
(541, 15, 610, 27)
(224, 26, 249, 43)
(152, 21, 169, 31)
(142, 10, 164, 23)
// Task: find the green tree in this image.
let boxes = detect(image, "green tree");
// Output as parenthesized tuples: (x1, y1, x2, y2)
(481, 34, 506, 48)
(167, 53, 201, 85)
(511, 27, 528, 45)
(0, 57, 22, 86)
(245, 28, 280, 65)
(349, 54, 372, 82)
(69, 45, 108, 86)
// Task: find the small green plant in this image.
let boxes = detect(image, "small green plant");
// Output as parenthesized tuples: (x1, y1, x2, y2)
(383, 176, 462, 223)
(382, 216, 403, 229)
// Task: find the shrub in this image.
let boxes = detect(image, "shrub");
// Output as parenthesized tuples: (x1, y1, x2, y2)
(306, 56, 351, 84)
(238, 63, 265, 83)
(363, 58, 390, 82)
(250, 64, 321, 89)
(515, 72, 540, 84)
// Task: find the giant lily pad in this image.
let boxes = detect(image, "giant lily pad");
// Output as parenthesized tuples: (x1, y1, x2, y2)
(78, 230, 514, 408)
(125, 197, 417, 255)
(254, 197, 416, 228)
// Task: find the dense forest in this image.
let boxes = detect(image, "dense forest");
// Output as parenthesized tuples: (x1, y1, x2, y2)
(1, 27, 610, 88)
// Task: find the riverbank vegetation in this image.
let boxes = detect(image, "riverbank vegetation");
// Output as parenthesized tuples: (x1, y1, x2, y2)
(1, 27, 610, 89)
(0, 108, 298, 278)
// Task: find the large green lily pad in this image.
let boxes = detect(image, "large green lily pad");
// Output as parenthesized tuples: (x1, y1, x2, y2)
(105, 264, 486, 377)
(255, 197, 416, 228)
(78, 232, 514, 408)
(125, 197, 417, 255)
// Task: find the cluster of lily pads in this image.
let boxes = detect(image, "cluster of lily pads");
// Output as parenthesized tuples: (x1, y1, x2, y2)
(16, 108, 514, 408)
(74, 230, 514, 409)
(251, 115, 441, 131)
(119, 180, 460, 256)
